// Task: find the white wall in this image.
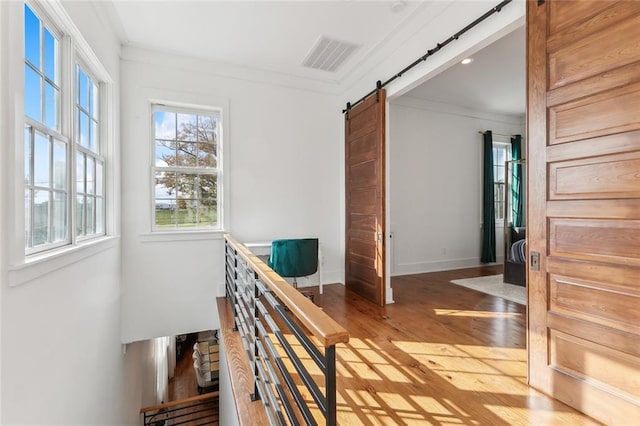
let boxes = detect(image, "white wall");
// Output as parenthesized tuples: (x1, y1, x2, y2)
(0, 1, 142, 424)
(120, 48, 343, 343)
(389, 98, 524, 275)
(0, 2, 8, 420)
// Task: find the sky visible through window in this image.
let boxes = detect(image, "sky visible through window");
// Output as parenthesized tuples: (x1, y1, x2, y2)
(153, 109, 219, 228)
(24, 4, 105, 249)
(25, 4, 60, 191)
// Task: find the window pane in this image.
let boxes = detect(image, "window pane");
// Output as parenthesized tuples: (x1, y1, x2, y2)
(78, 67, 88, 110)
(44, 81, 59, 130)
(86, 196, 95, 235)
(24, 5, 40, 69)
(199, 175, 217, 227)
(76, 152, 85, 193)
(90, 81, 98, 118)
(495, 147, 505, 165)
(76, 195, 85, 236)
(198, 200, 217, 227)
(24, 127, 31, 185)
(198, 115, 216, 142)
(177, 200, 197, 227)
(52, 192, 66, 242)
(53, 140, 66, 190)
(155, 140, 175, 167)
(176, 142, 197, 166)
(155, 171, 175, 198)
(199, 174, 217, 201)
(96, 161, 104, 196)
(155, 200, 176, 227)
(25, 65, 42, 122)
(25, 189, 32, 248)
(86, 156, 95, 195)
(44, 28, 57, 83)
(198, 142, 217, 168)
(155, 111, 176, 140)
(90, 119, 98, 152)
(34, 131, 50, 188)
(33, 190, 49, 246)
(177, 113, 197, 141)
(96, 197, 104, 234)
(79, 111, 89, 148)
(177, 173, 196, 199)
(197, 116, 217, 167)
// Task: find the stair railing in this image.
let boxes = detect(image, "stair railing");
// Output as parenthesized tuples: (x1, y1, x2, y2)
(140, 392, 219, 426)
(224, 234, 349, 426)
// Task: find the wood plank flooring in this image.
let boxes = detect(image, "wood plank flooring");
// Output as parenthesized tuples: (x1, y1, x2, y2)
(168, 342, 199, 401)
(299, 266, 601, 425)
(166, 337, 220, 425)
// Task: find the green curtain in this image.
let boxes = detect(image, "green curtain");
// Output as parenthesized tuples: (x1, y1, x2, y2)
(511, 135, 524, 227)
(481, 131, 496, 263)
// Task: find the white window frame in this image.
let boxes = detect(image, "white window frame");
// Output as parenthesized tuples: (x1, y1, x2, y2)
(23, 2, 69, 255)
(73, 58, 106, 241)
(492, 141, 511, 226)
(151, 103, 223, 232)
(6, 0, 117, 286)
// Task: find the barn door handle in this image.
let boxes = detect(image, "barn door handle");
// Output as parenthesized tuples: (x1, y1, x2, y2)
(530, 251, 540, 271)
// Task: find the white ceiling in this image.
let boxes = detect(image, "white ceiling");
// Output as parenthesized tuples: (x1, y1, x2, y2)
(102, 1, 524, 114)
(104, 0, 430, 84)
(403, 25, 526, 116)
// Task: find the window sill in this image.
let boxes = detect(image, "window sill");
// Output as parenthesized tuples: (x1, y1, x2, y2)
(139, 230, 226, 243)
(8, 236, 119, 287)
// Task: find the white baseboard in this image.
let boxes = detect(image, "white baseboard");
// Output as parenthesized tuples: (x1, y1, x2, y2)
(392, 256, 504, 276)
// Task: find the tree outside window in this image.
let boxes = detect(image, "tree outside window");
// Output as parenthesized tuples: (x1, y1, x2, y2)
(153, 108, 221, 229)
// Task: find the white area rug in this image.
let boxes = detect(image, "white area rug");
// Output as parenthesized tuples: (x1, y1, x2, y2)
(450, 274, 526, 305)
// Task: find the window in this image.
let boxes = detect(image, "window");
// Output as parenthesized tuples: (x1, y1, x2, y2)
(74, 64, 105, 237)
(24, 3, 106, 254)
(152, 106, 221, 230)
(493, 142, 511, 222)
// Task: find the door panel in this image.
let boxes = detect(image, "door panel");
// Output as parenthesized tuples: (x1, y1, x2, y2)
(549, 12, 640, 89)
(550, 274, 640, 333)
(528, 1, 640, 423)
(345, 90, 386, 306)
(550, 152, 640, 199)
(550, 83, 640, 144)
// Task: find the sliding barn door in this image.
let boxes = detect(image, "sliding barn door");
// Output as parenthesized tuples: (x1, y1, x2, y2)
(528, 1, 640, 423)
(345, 90, 386, 306)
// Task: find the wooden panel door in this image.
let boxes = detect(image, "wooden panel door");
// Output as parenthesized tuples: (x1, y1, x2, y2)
(345, 90, 386, 306)
(528, 1, 640, 424)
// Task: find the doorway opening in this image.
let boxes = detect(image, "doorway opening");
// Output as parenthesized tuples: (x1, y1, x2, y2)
(387, 24, 526, 300)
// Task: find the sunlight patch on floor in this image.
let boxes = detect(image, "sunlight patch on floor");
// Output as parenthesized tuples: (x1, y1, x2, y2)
(434, 308, 522, 318)
(338, 338, 414, 383)
(392, 340, 529, 395)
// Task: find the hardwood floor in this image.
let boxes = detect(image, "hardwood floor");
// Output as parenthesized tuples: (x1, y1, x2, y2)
(165, 336, 220, 425)
(168, 342, 199, 401)
(299, 266, 601, 425)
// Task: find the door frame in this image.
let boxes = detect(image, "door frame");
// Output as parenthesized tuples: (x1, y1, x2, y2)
(379, 16, 525, 305)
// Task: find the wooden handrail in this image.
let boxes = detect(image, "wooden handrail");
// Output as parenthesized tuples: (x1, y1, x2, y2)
(139, 391, 219, 413)
(225, 234, 349, 347)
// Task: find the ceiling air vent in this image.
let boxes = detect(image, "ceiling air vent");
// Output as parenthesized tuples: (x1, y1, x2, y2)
(302, 36, 360, 72)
